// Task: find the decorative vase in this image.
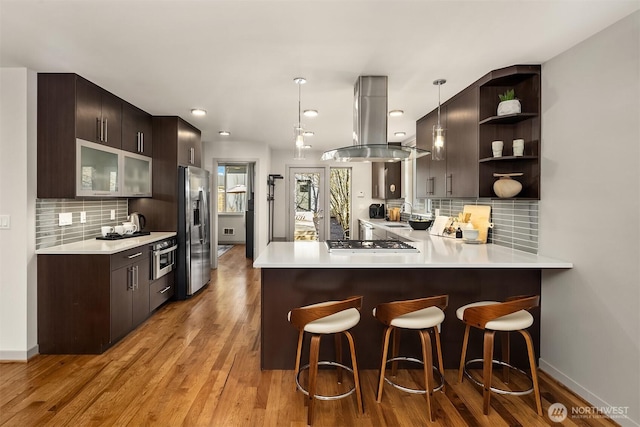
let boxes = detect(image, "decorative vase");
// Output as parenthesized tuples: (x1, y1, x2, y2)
(497, 99, 521, 116)
(493, 173, 523, 198)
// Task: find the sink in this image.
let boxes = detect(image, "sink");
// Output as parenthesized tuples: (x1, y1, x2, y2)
(385, 223, 410, 228)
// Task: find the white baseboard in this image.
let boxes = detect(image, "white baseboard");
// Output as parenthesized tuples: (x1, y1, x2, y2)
(540, 358, 639, 427)
(0, 345, 39, 362)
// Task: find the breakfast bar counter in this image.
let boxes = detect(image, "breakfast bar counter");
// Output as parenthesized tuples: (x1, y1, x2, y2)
(254, 239, 571, 370)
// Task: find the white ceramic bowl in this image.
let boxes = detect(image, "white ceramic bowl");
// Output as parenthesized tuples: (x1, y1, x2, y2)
(462, 229, 479, 241)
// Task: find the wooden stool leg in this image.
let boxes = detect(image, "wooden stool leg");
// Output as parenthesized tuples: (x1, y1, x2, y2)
(458, 324, 471, 383)
(344, 330, 364, 414)
(335, 333, 343, 384)
(501, 331, 511, 383)
(520, 329, 542, 416)
(307, 334, 321, 426)
(377, 326, 393, 402)
(391, 328, 401, 377)
(419, 329, 434, 422)
(294, 330, 304, 392)
(482, 330, 495, 415)
(433, 326, 445, 392)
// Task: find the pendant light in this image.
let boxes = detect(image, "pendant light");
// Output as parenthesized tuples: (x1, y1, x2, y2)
(432, 79, 446, 161)
(293, 77, 306, 160)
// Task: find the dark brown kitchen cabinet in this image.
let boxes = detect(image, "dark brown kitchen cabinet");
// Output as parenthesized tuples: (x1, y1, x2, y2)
(37, 73, 152, 198)
(129, 117, 202, 231)
(37, 245, 151, 354)
(416, 109, 446, 197)
(371, 161, 401, 199)
(416, 88, 478, 198)
(110, 247, 150, 343)
(176, 119, 202, 167)
(76, 76, 122, 148)
(150, 273, 174, 311)
(122, 101, 152, 156)
(415, 64, 540, 200)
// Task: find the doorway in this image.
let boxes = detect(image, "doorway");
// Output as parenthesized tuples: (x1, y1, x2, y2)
(216, 162, 255, 262)
(287, 167, 327, 241)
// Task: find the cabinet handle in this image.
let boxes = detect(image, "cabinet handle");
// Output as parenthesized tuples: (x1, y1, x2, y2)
(128, 252, 143, 259)
(428, 177, 435, 195)
(159, 286, 172, 294)
(446, 174, 453, 195)
(189, 147, 195, 164)
(136, 132, 140, 152)
(134, 265, 139, 290)
(128, 267, 134, 290)
(141, 132, 144, 153)
(97, 118, 102, 141)
(104, 118, 108, 142)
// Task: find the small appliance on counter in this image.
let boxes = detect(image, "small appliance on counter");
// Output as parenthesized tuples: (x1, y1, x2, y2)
(369, 203, 385, 219)
(128, 212, 146, 231)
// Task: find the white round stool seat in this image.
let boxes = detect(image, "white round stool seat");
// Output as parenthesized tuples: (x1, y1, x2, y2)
(373, 306, 444, 329)
(457, 301, 533, 331)
(288, 301, 360, 334)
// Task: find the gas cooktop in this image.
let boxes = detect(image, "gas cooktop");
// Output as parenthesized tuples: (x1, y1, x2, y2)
(325, 240, 419, 253)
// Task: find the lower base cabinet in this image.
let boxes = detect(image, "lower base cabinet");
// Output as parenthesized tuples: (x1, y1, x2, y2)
(38, 244, 159, 354)
(150, 273, 174, 311)
(110, 247, 150, 343)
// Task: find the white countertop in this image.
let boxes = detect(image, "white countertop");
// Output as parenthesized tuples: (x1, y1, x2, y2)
(253, 237, 572, 269)
(36, 232, 177, 255)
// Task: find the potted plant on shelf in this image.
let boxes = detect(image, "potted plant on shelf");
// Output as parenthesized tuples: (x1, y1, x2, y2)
(497, 89, 521, 116)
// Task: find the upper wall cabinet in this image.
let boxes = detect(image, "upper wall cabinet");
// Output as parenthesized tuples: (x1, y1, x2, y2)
(415, 64, 540, 200)
(76, 77, 122, 149)
(38, 73, 153, 198)
(416, 87, 479, 198)
(371, 161, 401, 200)
(122, 101, 152, 156)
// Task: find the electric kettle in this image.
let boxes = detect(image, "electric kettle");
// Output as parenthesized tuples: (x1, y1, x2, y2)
(128, 212, 146, 232)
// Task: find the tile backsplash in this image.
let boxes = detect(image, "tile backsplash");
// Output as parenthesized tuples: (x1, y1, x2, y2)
(36, 199, 129, 249)
(388, 198, 539, 254)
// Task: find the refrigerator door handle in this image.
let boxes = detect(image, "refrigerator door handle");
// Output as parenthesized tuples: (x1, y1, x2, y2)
(199, 189, 207, 244)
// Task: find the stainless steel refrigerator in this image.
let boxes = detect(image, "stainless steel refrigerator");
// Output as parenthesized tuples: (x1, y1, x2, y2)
(176, 166, 212, 299)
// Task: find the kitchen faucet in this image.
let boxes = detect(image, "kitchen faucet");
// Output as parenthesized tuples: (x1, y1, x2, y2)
(400, 202, 413, 220)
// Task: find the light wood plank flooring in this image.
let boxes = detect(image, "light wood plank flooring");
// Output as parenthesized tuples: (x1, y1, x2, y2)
(1, 245, 618, 426)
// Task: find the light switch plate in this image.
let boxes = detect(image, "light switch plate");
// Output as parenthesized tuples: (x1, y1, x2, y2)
(59, 212, 72, 226)
(80, 211, 87, 223)
(110, 209, 115, 220)
(0, 215, 10, 229)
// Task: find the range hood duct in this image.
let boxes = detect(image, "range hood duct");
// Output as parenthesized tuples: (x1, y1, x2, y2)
(321, 76, 429, 162)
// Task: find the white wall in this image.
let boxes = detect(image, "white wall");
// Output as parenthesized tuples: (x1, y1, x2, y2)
(218, 214, 246, 244)
(269, 149, 373, 240)
(0, 68, 38, 360)
(539, 12, 639, 426)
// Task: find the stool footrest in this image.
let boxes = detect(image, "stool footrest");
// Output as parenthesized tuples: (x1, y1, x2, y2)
(296, 361, 356, 401)
(463, 358, 533, 396)
(383, 356, 444, 394)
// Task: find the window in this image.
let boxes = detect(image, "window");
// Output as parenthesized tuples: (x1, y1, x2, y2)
(218, 164, 247, 213)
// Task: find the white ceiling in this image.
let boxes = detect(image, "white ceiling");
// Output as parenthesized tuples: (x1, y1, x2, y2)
(1, 0, 638, 154)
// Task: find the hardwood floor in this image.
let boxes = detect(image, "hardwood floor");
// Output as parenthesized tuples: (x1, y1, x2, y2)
(1, 245, 618, 426)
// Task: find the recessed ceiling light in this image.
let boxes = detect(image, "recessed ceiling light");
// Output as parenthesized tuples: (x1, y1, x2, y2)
(219, 131, 231, 136)
(191, 109, 207, 116)
(394, 132, 406, 137)
(303, 109, 318, 117)
(389, 110, 404, 117)
(303, 131, 314, 137)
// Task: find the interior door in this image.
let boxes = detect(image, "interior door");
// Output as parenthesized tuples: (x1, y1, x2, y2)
(288, 167, 327, 241)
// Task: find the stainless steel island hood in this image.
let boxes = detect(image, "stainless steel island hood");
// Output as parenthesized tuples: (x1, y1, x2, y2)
(321, 76, 429, 162)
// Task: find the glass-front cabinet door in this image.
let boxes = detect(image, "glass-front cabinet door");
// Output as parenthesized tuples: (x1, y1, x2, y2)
(76, 139, 121, 197)
(122, 152, 152, 197)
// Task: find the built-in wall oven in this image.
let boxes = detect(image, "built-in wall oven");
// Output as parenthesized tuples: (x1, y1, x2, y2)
(151, 237, 178, 280)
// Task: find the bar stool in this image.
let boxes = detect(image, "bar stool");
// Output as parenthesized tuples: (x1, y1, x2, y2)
(373, 295, 448, 423)
(288, 296, 364, 426)
(457, 296, 542, 416)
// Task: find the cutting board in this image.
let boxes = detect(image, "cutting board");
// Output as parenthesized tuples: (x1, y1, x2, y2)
(463, 205, 492, 243)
